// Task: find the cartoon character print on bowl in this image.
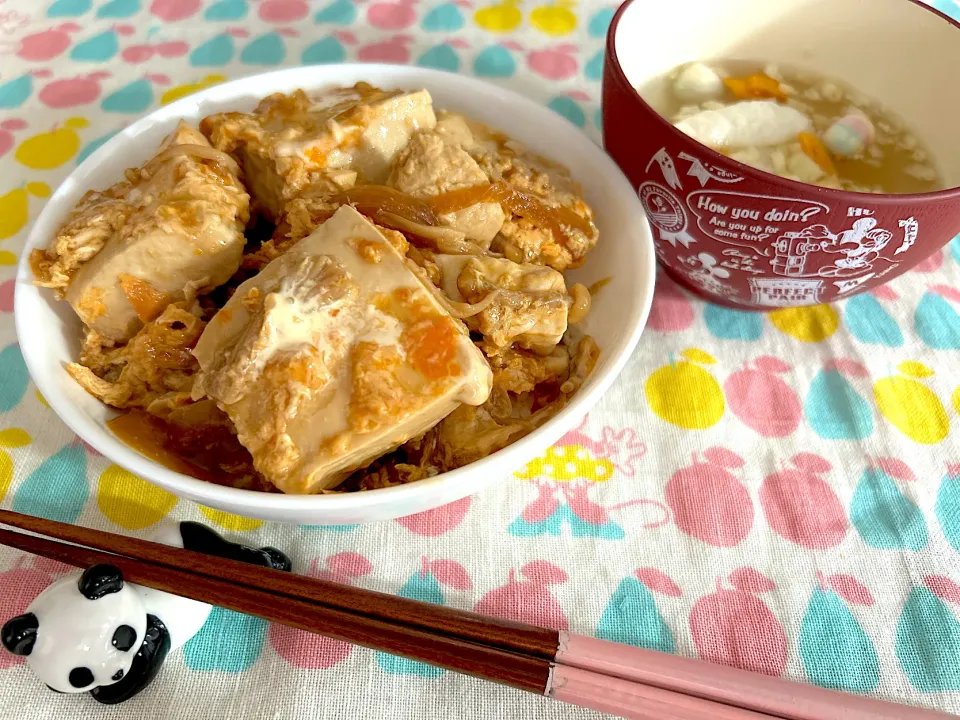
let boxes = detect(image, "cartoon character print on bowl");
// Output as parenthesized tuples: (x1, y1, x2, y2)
(623, 141, 936, 308)
(509, 416, 665, 539)
(270, 553, 372, 669)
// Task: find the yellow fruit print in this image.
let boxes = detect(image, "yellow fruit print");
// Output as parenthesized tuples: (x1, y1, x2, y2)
(0, 427, 30, 503)
(161, 75, 227, 106)
(530, 0, 577, 36)
(517, 445, 613, 482)
(954, 385, 960, 416)
(769, 305, 839, 343)
(475, 0, 522, 32)
(15, 118, 89, 170)
(199, 505, 263, 532)
(98, 464, 178, 530)
(874, 361, 949, 444)
(0, 182, 51, 240)
(0, 252, 15, 266)
(645, 348, 725, 429)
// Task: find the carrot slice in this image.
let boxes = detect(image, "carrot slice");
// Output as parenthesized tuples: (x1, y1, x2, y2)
(798, 132, 837, 175)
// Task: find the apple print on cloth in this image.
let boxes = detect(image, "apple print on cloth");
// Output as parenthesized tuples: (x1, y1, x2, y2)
(1, 2, 960, 717)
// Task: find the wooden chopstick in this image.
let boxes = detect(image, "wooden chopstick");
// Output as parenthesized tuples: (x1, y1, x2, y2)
(0, 509, 557, 659)
(1, 512, 952, 720)
(0, 521, 782, 720)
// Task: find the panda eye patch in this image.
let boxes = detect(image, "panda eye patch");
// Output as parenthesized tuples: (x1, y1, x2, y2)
(111, 625, 137, 651)
(111, 669, 124, 682)
(69, 667, 94, 688)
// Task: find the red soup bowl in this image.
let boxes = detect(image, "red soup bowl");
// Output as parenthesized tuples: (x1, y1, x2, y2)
(602, 0, 960, 309)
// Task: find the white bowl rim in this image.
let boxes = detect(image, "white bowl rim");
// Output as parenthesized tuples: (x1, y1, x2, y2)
(15, 64, 655, 519)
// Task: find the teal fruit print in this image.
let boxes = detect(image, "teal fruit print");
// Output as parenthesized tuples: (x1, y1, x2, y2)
(101, 78, 153, 113)
(71, 30, 120, 62)
(0, 344, 28, 412)
(418, 44, 459, 72)
(547, 96, 585, 127)
(844, 294, 903, 347)
(184, 606, 266, 672)
(422, 3, 464, 31)
(896, 586, 960, 692)
(301, 523, 359, 532)
(376, 570, 445, 677)
(190, 33, 235, 66)
(851, 467, 927, 551)
(587, 7, 614, 37)
(799, 588, 879, 692)
(301, 36, 346, 64)
(935, 470, 960, 552)
(473, 45, 515, 78)
(241, 33, 286, 65)
(48, 0, 92, 16)
(584, 50, 603, 81)
(13, 445, 88, 523)
(314, 0, 356, 24)
(951, 233, 960, 264)
(804, 369, 873, 440)
(205, 0, 247, 20)
(0, 75, 34, 110)
(915, 292, 960, 350)
(704, 304, 763, 340)
(594, 107, 602, 130)
(96, 0, 140, 18)
(77, 130, 120, 165)
(596, 577, 675, 653)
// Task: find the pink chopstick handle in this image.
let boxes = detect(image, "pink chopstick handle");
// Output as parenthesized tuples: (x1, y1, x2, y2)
(556, 633, 953, 720)
(546, 664, 774, 720)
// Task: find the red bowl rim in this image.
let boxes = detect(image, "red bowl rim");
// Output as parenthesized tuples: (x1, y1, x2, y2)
(603, 0, 960, 202)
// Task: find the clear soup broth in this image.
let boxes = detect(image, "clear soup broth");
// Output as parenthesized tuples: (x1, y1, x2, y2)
(644, 60, 942, 195)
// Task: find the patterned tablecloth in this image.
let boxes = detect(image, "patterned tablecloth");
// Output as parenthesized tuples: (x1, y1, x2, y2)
(2, 0, 960, 717)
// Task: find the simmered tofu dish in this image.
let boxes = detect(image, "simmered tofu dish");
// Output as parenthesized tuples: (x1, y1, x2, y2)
(32, 83, 600, 494)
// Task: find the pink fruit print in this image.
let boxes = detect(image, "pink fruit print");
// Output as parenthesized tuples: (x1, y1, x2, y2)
(689, 568, 787, 676)
(528, 44, 579, 80)
(358, 34, 413, 63)
(725, 356, 801, 438)
(39, 71, 109, 108)
(394, 496, 471, 536)
(0, 556, 70, 669)
(259, 0, 310, 22)
(367, 0, 418, 29)
(474, 561, 568, 631)
(925, 575, 960, 604)
(760, 453, 847, 550)
(635, 568, 682, 598)
(122, 40, 189, 63)
(647, 272, 694, 333)
(151, 0, 201, 21)
(870, 285, 898, 302)
(269, 552, 373, 668)
(0, 119, 26, 159)
(13, 23, 81, 62)
(665, 447, 753, 547)
(0, 279, 14, 313)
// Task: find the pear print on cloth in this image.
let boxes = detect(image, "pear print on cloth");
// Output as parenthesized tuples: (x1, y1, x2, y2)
(851, 458, 928, 551)
(805, 360, 874, 440)
(915, 285, 960, 350)
(377, 558, 471, 676)
(184, 606, 266, 672)
(844, 293, 904, 347)
(13, 443, 88, 523)
(935, 465, 960, 552)
(800, 573, 879, 692)
(596, 569, 680, 654)
(704, 303, 763, 341)
(0, 343, 29, 411)
(896, 576, 960, 692)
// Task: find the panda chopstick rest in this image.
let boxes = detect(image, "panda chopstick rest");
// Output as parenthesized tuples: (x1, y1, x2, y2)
(1, 521, 291, 705)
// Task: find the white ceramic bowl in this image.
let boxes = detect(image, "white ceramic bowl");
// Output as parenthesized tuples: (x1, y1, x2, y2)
(15, 65, 655, 525)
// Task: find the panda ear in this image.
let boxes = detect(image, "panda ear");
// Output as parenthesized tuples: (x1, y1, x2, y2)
(2, 612, 39, 656)
(78, 564, 124, 600)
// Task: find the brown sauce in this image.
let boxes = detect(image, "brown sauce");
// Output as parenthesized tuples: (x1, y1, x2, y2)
(107, 410, 276, 492)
